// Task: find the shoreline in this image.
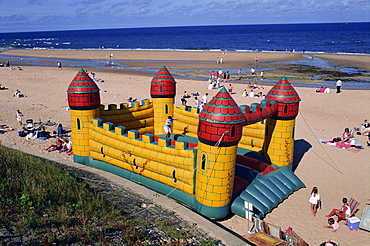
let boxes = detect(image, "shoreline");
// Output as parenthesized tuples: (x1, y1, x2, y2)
(1, 49, 370, 90)
(0, 50, 369, 245)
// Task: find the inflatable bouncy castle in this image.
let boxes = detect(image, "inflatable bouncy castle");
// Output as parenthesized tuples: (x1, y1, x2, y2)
(67, 67, 305, 220)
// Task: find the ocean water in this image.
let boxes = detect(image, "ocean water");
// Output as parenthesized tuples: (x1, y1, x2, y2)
(0, 23, 369, 89)
(1, 22, 369, 54)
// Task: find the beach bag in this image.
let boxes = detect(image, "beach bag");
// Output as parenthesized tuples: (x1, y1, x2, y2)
(18, 131, 26, 137)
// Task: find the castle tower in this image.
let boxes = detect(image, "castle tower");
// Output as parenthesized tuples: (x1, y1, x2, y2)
(196, 87, 245, 219)
(263, 76, 301, 168)
(67, 68, 100, 163)
(150, 66, 176, 136)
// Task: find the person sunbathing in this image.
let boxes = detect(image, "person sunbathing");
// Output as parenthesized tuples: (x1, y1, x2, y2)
(60, 139, 72, 153)
(0, 126, 14, 134)
(341, 128, 351, 143)
(326, 198, 350, 222)
(45, 138, 64, 152)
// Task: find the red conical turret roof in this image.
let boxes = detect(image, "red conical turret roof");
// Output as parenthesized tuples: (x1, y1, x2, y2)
(265, 76, 301, 103)
(198, 87, 245, 147)
(67, 68, 100, 110)
(67, 68, 100, 94)
(150, 66, 176, 98)
(200, 87, 245, 124)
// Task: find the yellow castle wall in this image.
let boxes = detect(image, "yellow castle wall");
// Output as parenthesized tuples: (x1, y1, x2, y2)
(172, 105, 200, 138)
(196, 142, 237, 208)
(70, 108, 100, 157)
(265, 118, 295, 167)
(98, 99, 154, 133)
(87, 120, 197, 195)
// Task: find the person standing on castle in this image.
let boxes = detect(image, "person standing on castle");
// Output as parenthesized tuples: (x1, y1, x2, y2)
(164, 116, 176, 138)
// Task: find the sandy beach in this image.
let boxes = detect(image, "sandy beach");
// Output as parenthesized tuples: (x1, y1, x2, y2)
(0, 50, 369, 245)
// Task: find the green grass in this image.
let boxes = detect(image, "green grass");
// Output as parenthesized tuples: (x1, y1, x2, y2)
(0, 145, 217, 245)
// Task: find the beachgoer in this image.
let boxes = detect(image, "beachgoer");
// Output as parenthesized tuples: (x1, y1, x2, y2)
(180, 96, 187, 105)
(58, 62, 62, 69)
(324, 218, 339, 232)
(226, 71, 230, 82)
(363, 119, 370, 129)
(26, 130, 38, 140)
(260, 71, 264, 80)
(18, 127, 28, 137)
(228, 84, 233, 93)
(57, 123, 65, 136)
(341, 128, 351, 143)
(45, 138, 64, 152)
(38, 127, 50, 139)
(183, 91, 190, 98)
(249, 90, 255, 98)
(202, 93, 208, 104)
(195, 97, 202, 109)
(218, 69, 223, 78)
(251, 67, 256, 75)
(336, 79, 342, 93)
(164, 116, 176, 138)
(16, 110, 23, 127)
(208, 82, 214, 90)
(238, 69, 242, 79)
(309, 187, 321, 217)
(61, 139, 72, 153)
(326, 198, 351, 222)
(324, 87, 330, 93)
(0, 126, 13, 134)
(242, 89, 247, 97)
(14, 89, 24, 98)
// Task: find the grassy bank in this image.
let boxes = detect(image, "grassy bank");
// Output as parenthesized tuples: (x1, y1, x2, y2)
(0, 145, 217, 245)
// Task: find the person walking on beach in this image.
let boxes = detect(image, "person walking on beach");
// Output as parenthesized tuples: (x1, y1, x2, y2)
(309, 187, 320, 218)
(57, 62, 62, 69)
(16, 109, 24, 127)
(336, 79, 342, 93)
(238, 69, 242, 79)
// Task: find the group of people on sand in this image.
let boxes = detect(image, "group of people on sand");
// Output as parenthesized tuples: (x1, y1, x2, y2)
(309, 187, 352, 233)
(320, 119, 370, 150)
(45, 137, 73, 156)
(242, 89, 265, 98)
(18, 127, 50, 140)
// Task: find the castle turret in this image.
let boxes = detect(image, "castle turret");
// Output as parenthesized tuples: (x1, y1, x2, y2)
(67, 68, 100, 163)
(150, 66, 176, 136)
(263, 76, 301, 168)
(196, 87, 245, 219)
